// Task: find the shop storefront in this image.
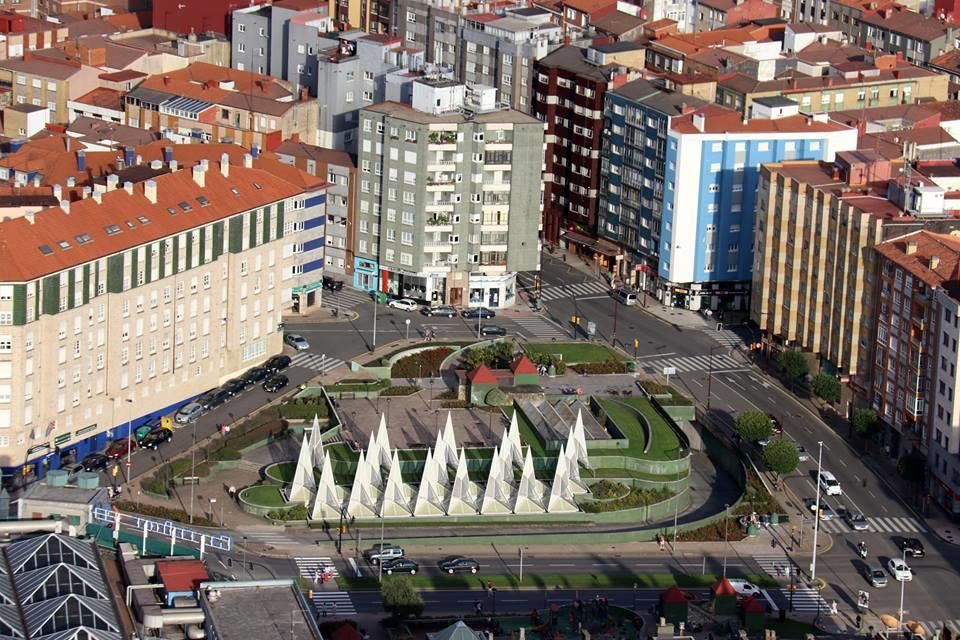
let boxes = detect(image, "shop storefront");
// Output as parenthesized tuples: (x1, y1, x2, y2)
(467, 273, 516, 309)
(352, 258, 378, 292)
(380, 271, 447, 305)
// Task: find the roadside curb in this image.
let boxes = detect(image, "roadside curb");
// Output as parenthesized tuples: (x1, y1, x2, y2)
(285, 310, 360, 325)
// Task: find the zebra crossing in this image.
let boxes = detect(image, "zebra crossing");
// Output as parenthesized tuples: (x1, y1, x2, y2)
(320, 288, 369, 311)
(290, 352, 347, 374)
(294, 558, 357, 616)
(636, 352, 748, 375)
(817, 515, 927, 535)
(538, 281, 610, 302)
(236, 527, 298, 547)
(512, 316, 567, 340)
(294, 556, 341, 579)
(752, 554, 796, 579)
(777, 586, 830, 613)
(712, 328, 746, 348)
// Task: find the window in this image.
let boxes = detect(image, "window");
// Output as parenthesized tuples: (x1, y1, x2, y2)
(237, 23, 246, 32)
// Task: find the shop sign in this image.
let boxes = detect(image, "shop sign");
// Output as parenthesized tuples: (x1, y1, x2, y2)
(292, 280, 324, 294)
(54, 433, 72, 445)
(26, 443, 50, 456)
(75, 424, 98, 436)
(357, 260, 377, 271)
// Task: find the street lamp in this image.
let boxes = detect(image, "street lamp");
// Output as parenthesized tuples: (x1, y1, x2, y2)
(810, 441, 824, 582)
(189, 421, 197, 524)
(722, 503, 730, 576)
(123, 398, 134, 485)
(209, 498, 217, 522)
(706, 346, 724, 411)
(405, 318, 411, 340)
(371, 291, 379, 352)
(898, 547, 908, 634)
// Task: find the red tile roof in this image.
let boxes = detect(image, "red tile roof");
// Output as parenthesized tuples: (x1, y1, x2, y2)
(711, 576, 737, 596)
(672, 104, 850, 134)
(874, 230, 960, 289)
(72, 87, 124, 111)
(467, 365, 498, 384)
(511, 355, 539, 375)
(156, 560, 209, 593)
(660, 585, 688, 605)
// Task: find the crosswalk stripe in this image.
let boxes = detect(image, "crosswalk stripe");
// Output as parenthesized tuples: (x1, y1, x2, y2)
(290, 353, 346, 374)
(295, 557, 341, 578)
(312, 592, 357, 616)
(319, 288, 369, 310)
(236, 528, 297, 546)
(638, 353, 742, 375)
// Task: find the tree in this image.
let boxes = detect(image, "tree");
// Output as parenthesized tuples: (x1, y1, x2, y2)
(736, 410, 773, 442)
(811, 373, 841, 403)
(763, 440, 801, 477)
(852, 408, 880, 438)
(897, 451, 927, 486)
(777, 349, 809, 382)
(381, 576, 424, 618)
(461, 347, 490, 371)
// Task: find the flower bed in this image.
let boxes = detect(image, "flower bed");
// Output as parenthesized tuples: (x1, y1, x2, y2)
(390, 347, 453, 378)
(113, 500, 215, 527)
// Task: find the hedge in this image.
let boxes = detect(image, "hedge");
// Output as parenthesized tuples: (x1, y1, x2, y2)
(325, 379, 390, 393)
(390, 348, 454, 378)
(279, 398, 330, 420)
(571, 361, 629, 374)
(268, 505, 310, 521)
(381, 386, 420, 396)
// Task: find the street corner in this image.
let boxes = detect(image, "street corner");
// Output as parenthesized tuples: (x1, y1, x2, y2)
(926, 521, 960, 545)
(287, 309, 360, 325)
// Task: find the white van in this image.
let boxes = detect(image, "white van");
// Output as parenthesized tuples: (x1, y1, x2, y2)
(819, 471, 842, 496)
(612, 287, 638, 306)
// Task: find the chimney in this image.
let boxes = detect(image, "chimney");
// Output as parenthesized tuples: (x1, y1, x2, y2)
(116, 157, 125, 172)
(299, 87, 309, 101)
(192, 164, 206, 187)
(82, 186, 92, 199)
(150, 160, 163, 170)
(24, 211, 35, 225)
(692, 112, 706, 132)
(76, 150, 86, 172)
(32, 176, 40, 188)
(906, 240, 918, 255)
(931, 255, 941, 269)
(123, 181, 134, 195)
(831, 166, 841, 180)
(251, 144, 261, 158)
(290, 132, 300, 143)
(66, 176, 76, 188)
(136, 154, 143, 166)
(163, 147, 174, 163)
(124, 147, 135, 168)
(92, 191, 103, 204)
(105, 175, 119, 192)
(170, 160, 179, 172)
(60, 199, 70, 214)
(162, 75, 171, 86)
(220, 153, 230, 177)
(200, 159, 209, 171)
(243, 153, 253, 168)
(144, 179, 157, 204)
(52, 184, 62, 201)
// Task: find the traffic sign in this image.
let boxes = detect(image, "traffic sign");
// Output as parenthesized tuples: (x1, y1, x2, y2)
(125, 461, 132, 468)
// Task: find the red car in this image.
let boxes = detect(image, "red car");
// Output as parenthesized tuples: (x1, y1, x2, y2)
(767, 413, 784, 435)
(105, 438, 137, 458)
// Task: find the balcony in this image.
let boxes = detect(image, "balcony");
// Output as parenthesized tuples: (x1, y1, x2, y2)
(426, 173, 456, 191)
(426, 199, 456, 212)
(428, 131, 457, 149)
(425, 214, 453, 232)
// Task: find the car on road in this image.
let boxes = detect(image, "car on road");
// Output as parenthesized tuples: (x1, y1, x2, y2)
(866, 566, 888, 588)
(896, 537, 925, 558)
(422, 305, 458, 318)
(387, 298, 420, 312)
(818, 470, 842, 496)
(767, 414, 784, 435)
(382, 558, 419, 575)
(803, 498, 836, 520)
(479, 324, 507, 337)
(222, 378, 247, 397)
(242, 367, 269, 386)
(134, 420, 160, 445)
(888, 557, 913, 581)
(845, 511, 869, 531)
(265, 355, 292, 373)
(439, 556, 480, 574)
(199, 389, 231, 410)
(726, 579, 761, 597)
(462, 307, 496, 320)
(263, 374, 289, 393)
(796, 446, 810, 462)
(366, 545, 404, 565)
(105, 438, 137, 459)
(284, 333, 310, 350)
(139, 427, 172, 450)
(175, 402, 204, 424)
(81, 453, 110, 472)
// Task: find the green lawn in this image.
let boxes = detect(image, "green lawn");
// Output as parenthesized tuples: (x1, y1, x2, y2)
(597, 398, 682, 460)
(583, 467, 687, 482)
(507, 407, 547, 457)
(337, 572, 777, 591)
(266, 462, 296, 483)
(524, 343, 624, 364)
(240, 485, 288, 507)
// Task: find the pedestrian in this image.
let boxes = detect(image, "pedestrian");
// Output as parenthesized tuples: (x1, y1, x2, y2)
(770, 537, 777, 549)
(332, 603, 336, 617)
(830, 600, 838, 615)
(321, 604, 327, 618)
(314, 569, 321, 584)
(487, 580, 493, 597)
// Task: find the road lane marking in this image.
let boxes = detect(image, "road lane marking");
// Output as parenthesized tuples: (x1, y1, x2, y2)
(837, 459, 847, 467)
(636, 352, 677, 359)
(549, 563, 576, 567)
(578, 296, 611, 301)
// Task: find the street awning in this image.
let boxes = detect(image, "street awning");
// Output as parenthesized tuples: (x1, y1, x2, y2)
(561, 231, 623, 257)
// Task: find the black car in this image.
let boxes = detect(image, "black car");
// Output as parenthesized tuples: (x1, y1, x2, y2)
(322, 276, 344, 291)
(263, 374, 289, 393)
(265, 355, 292, 373)
(462, 307, 496, 320)
(199, 389, 231, 410)
(479, 324, 507, 337)
(439, 556, 480, 574)
(897, 536, 926, 558)
(242, 367, 269, 386)
(140, 427, 172, 450)
(382, 558, 419, 575)
(222, 378, 247, 397)
(81, 453, 110, 472)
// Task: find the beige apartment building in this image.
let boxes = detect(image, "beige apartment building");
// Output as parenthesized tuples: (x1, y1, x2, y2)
(0, 51, 101, 124)
(0, 153, 326, 474)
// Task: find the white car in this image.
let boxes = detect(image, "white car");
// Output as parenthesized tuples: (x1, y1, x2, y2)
(726, 579, 761, 597)
(387, 298, 420, 312)
(284, 333, 310, 350)
(796, 446, 810, 462)
(888, 558, 913, 582)
(819, 470, 842, 496)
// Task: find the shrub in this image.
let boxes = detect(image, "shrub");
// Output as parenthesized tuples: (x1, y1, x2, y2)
(325, 379, 390, 393)
(571, 360, 628, 374)
(381, 386, 421, 396)
(390, 348, 453, 378)
(279, 398, 330, 420)
(268, 505, 310, 521)
(141, 477, 170, 497)
(222, 419, 288, 451)
(435, 390, 457, 400)
(485, 388, 511, 406)
(676, 517, 747, 542)
(461, 343, 516, 371)
(582, 482, 672, 512)
(113, 501, 215, 527)
(441, 400, 470, 409)
(591, 479, 630, 500)
(527, 351, 566, 374)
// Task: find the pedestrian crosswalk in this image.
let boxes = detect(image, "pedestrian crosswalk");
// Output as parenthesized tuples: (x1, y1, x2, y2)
(776, 586, 830, 614)
(753, 555, 829, 614)
(636, 352, 748, 375)
(291, 352, 346, 374)
(294, 557, 357, 616)
(295, 556, 341, 579)
(319, 287, 369, 311)
(236, 527, 297, 547)
(753, 554, 796, 579)
(816, 515, 927, 535)
(512, 316, 567, 340)
(538, 281, 610, 302)
(712, 328, 746, 348)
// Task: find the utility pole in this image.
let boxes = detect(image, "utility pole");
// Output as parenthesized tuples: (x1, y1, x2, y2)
(189, 421, 197, 524)
(810, 441, 824, 582)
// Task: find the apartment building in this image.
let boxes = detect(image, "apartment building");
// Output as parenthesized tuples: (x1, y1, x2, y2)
(0, 12, 69, 60)
(123, 63, 319, 150)
(274, 137, 358, 281)
(533, 44, 644, 246)
(232, 0, 336, 79)
(0, 152, 327, 476)
(690, 0, 779, 32)
(355, 78, 545, 308)
(393, 0, 462, 68)
(0, 51, 101, 124)
(598, 79, 707, 290)
(931, 261, 960, 515)
(858, 5, 956, 66)
(658, 104, 858, 312)
(534, 0, 617, 37)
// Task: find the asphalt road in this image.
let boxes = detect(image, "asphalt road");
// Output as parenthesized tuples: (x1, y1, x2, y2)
(527, 253, 960, 625)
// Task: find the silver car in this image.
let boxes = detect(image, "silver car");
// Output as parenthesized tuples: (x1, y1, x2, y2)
(845, 511, 869, 531)
(175, 402, 203, 424)
(867, 567, 888, 588)
(284, 334, 310, 350)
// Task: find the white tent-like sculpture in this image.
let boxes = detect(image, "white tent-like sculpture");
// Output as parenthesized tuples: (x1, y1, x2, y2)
(442, 414, 459, 468)
(381, 450, 414, 517)
(414, 448, 449, 516)
(502, 412, 524, 468)
(311, 451, 345, 520)
(546, 444, 579, 513)
(365, 432, 383, 487)
(566, 409, 591, 469)
(513, 447, 547, 514)
(480, 445, 514, 514)
(309, 414, 325, 468)
(447, 448, 481, 515)
(288, 428, 316, 503)
(376, 414, 393, 469)
(346, 450, 380, 518)
(565, 440, 590, 495)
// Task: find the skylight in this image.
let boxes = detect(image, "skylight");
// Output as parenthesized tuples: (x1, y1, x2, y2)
(125, 220, 136, 229)
(230, 187, 240, 196)
(137, 216, 150, 225)
(104, 225, 121, 235)
(167, 207, 177, 216)
(38, 245, 53, 255)
(253, 183, 263, 190)
(57, 240, 71, 249)
(75, 234, 92, 244)
(197, 196, 210, 207)
(178, 201, 192, 212)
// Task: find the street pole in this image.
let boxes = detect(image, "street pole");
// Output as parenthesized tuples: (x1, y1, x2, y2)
(519, 547, 524, 582)
(672, 447, 682, 546)
(378, 512, 385, 583)
(371, 294, 378, 351)
(337, 506, 345, 554)
(811, 441, 824, 582)
(477, 309, 482, 340)
(405, 318, 411, 340)
(706, 346, 720, 411)
(189, 422, 196, 524)
(898, 547, 907, 634)
(125, 398, 133, 484)
(722, 503, 730, 576)
(611, 296, 618, 348)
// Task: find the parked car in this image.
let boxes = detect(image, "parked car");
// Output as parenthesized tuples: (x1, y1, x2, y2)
(242, 367, 269, 386)
(175, 402, 204, 424)
(322, 276, 344, 291)
(866, 566, 888, 588)
(479, 324, 507, 337)
(726, 579, 761, 598)
(439, 556, 480, 574)
(284, 334, 310, 350)
(367, 545, 404, 565)
(888, 557, 913, 581)
(382, 558, 419, 575)
(264, 355, 292, 373)
(263, 375, 289, 393)
(105, 438, 137, 459)
(462, 307, 496, 320)
(387, 298, 420, 312)
(199, 389, 231, 410)
(896, 537, 925, 558)
(62, 462, 84, 482)
(81, 453, 110, 472)
(140, 427, 173, 450)
(845, 511, 869, 532)
(422, 305, 458, 318)
(222, 378, 247, 397)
